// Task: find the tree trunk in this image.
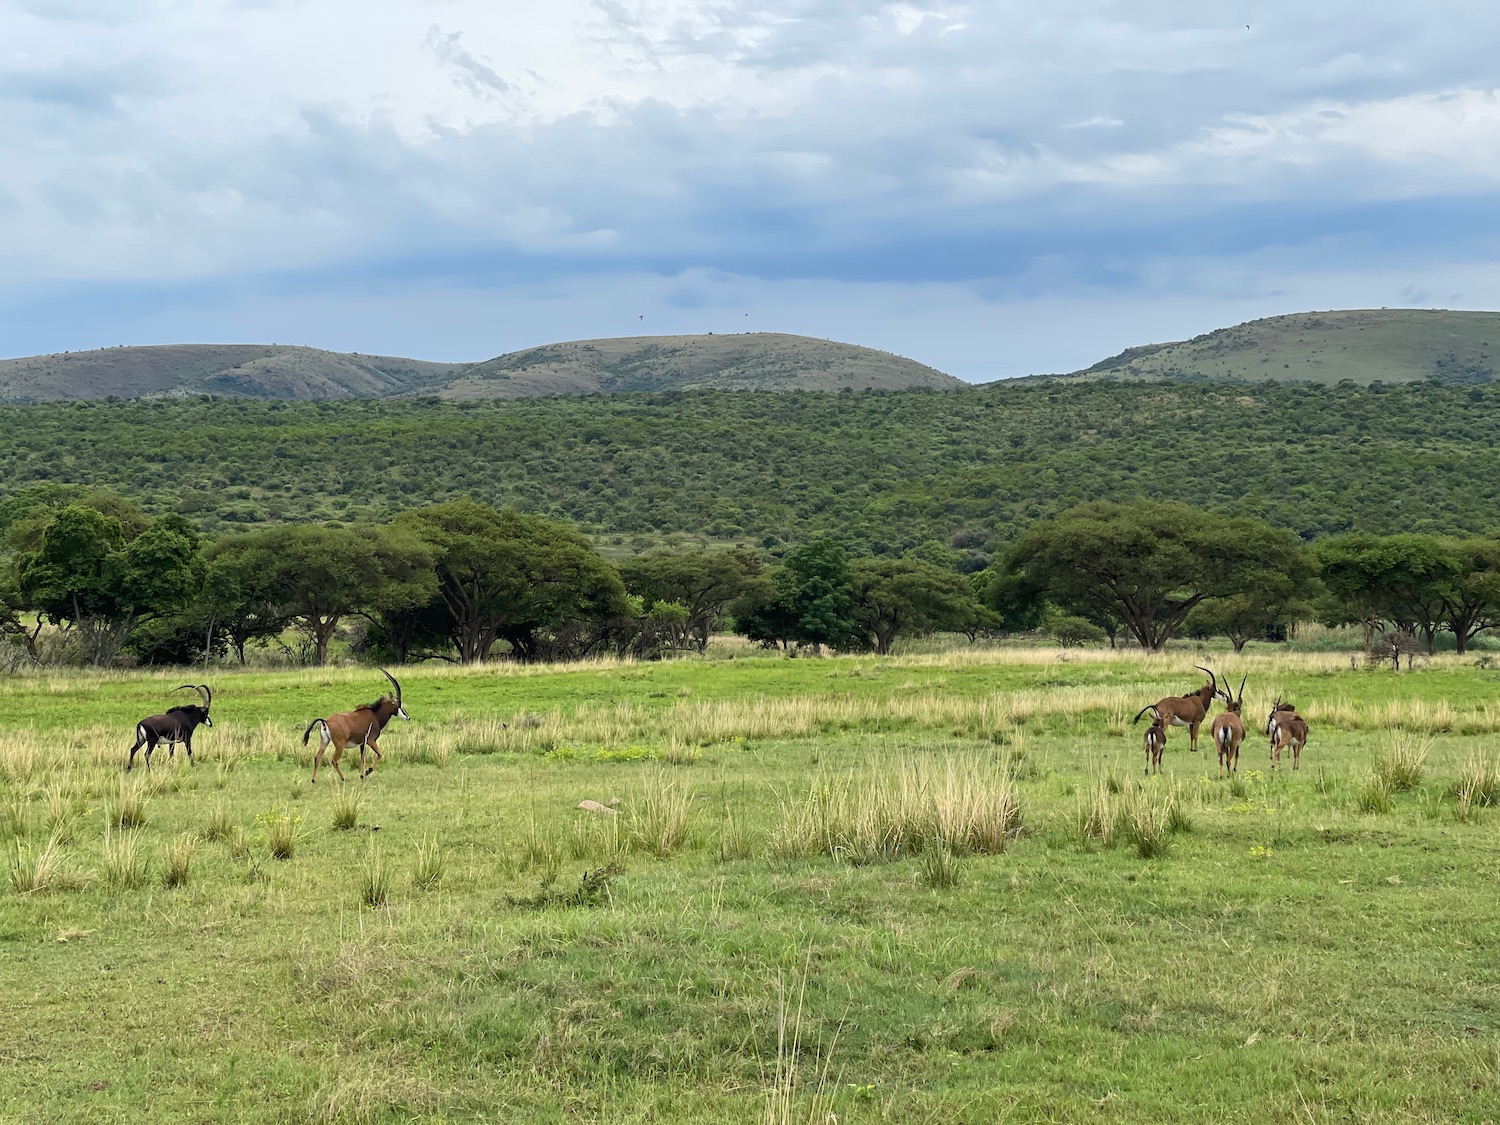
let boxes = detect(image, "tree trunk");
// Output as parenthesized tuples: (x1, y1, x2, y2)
(312, 616, 339, 666)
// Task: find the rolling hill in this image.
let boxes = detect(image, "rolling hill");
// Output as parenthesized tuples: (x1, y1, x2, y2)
(431, 333, 962, 398)
(0, 334, 960, 402)
(1065, 308, 1500, 386)
(0, 344, 465, 402)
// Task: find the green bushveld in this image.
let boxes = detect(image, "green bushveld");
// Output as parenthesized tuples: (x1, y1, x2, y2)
(0, 646, 1498, 1122)
(3, 379, 1500, 549)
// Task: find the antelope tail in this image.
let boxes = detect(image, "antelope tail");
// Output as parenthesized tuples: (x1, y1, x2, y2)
(302, 719, 324, 747)
(1217, 726, 1232, 749)
(1132, 704, 1157, 725)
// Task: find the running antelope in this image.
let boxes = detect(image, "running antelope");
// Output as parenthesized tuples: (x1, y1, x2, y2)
(1132, 667, 1218, 753)
(128, 684, 213, 771)
(1267, 699, 1308, 771)
(1209, 672, 1247, 779)
(304, 669, 409, 783)
(1143, 715, 1167, 776)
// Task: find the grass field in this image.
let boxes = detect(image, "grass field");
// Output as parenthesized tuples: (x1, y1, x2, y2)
(2, 647, 1499, 1123)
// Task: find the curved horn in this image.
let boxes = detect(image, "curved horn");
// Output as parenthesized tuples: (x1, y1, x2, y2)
(1237, 674, 1247, 705)
(173, 684, 210, 708)
(1194, 666, 1218, 695)
(379, 667, 401, 706)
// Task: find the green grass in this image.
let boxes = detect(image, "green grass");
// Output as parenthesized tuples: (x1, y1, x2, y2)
(1, 647, 1499, 1121)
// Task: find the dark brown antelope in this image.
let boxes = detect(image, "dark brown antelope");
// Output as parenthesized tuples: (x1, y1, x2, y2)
(1143, 715, 1167, 776)
(1209, 672, 1247, 779)
(1132, 667, 1218, 753)
(128, 684, 213, 771)
(304, 669, 409, 783)
(1267, 698, 1308, 771)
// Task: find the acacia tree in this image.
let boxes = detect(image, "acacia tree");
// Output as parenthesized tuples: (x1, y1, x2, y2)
(210, 524, 435, 665)
(1313, 533, 1456, 653)
(850, 557, 986, 654)
(1007, 501, 1311, 651)
(394, 501, 626, 663)
(1436, 537, 1500, 654)
(17, 506, 203, 666)
(619, 547, 770, 652)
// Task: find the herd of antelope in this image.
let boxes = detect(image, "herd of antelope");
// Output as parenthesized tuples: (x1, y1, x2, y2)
(128, 670, 408, 781)
(1134, 667, 1309, 779)
(125, 664, 1308, 784)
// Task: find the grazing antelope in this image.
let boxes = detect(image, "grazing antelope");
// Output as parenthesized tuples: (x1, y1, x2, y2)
(1143, 715, 1167, 776)
(1209, 672, 1247, 779)
(128, 684, 213, 772)
(1132, 667, 1218, 753)
(304, 669, 408, 783)
(1267, 698, 1308, 771)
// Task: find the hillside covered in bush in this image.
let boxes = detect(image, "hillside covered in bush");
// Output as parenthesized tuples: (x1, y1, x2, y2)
(0, 380, 1494, 560)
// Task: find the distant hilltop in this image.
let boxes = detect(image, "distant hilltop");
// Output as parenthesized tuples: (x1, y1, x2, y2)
(1057, 308, 1500, 387)
(0, 333, 961, 402)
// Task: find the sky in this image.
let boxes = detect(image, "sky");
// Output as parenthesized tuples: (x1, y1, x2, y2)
(3, 1, 1499, 381)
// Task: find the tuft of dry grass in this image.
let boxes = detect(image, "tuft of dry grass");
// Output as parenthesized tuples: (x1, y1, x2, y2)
(262, 809, 301, 860)
(332, 787, 362, 831)
(412, 835, 444, 890)
(202, 799, 235, 843)
(1453, 752, 1500, 819)
(1376, 731, 1431, 792)
(774, 757, 1021, 865)
(101, 826, 149, 889)
(11, 834, 88, 895)
(1358, 774, 1394, 815)
(162, 834, 195, 889)
(359, 840, 389, 907)
(628, 770, 692, 857)
(112, 779, 147, 830)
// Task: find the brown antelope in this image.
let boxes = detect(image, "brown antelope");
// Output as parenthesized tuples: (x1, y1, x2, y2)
(1209, 672, 1247, 779)
(304, 669, 409, 783)
(1132, 667, 1218, 753)
(1143, 715, 1167, 776)
(1267, 698, 1308, 771)
(127, 684, 213, 771)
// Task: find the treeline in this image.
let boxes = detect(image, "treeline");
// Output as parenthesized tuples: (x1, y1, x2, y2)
(2, 380, 1500, 560)
(0, 492, 989, 667)
(994, 501, 1500, 656)
(5, 489, 1500, 668)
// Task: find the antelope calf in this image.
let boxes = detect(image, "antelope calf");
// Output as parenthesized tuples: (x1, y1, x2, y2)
(1143, 716, 1167, 776)
(1267, 699, 1308, 771)
(1209, 672, 1247, 780)
(304, 669, 409, 783)
(128, 684, 213, 771)
(1132, 666, 1218, 753)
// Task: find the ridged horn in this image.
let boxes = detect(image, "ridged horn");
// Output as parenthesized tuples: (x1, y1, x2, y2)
(173, 684, 210, 708)
(379, 667, 401, 707)
(1194, 666, 1218, 696)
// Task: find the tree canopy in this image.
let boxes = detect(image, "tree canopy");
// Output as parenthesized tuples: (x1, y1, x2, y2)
(1007, 501, 1313, 651)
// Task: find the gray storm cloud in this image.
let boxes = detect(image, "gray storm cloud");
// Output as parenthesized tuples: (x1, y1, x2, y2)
(1, 0, 1498, 371)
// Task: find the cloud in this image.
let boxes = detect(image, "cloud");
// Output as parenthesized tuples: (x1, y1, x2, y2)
(3, 0, 1500, 370)
(424, 25, 514, 101)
